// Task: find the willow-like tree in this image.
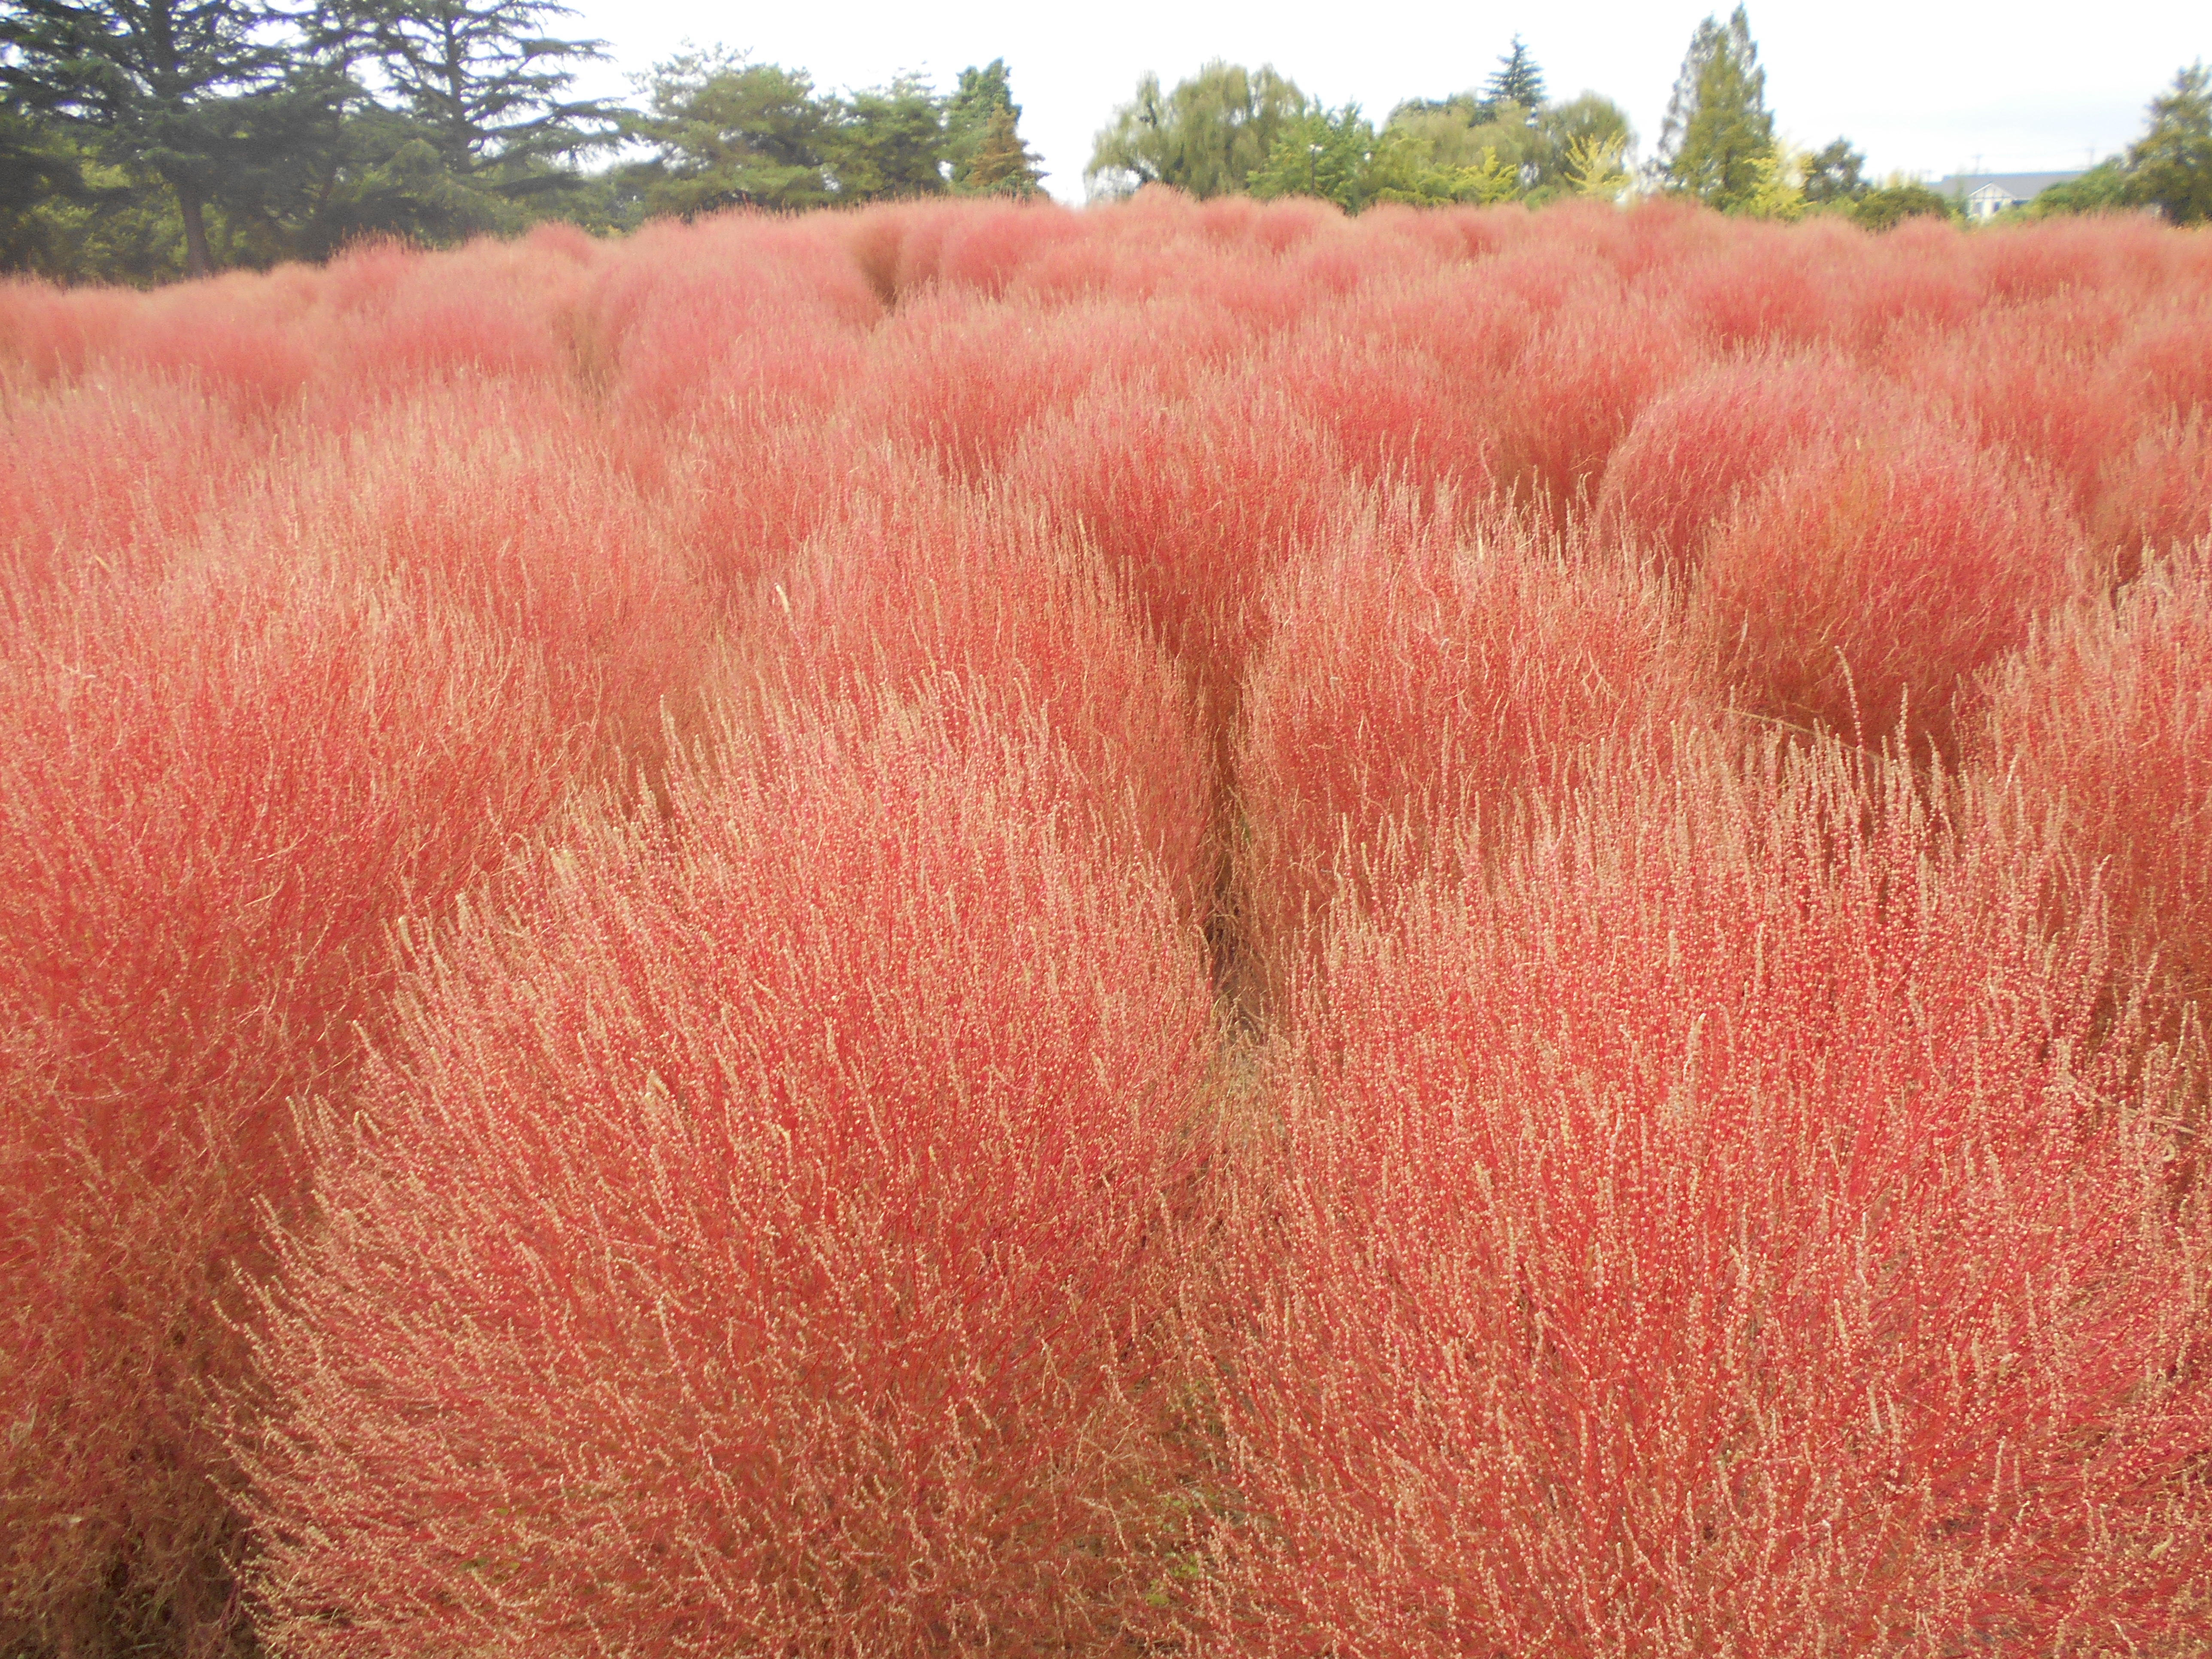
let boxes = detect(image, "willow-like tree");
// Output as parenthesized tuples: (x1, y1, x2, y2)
(1087, 60, 1305, 199)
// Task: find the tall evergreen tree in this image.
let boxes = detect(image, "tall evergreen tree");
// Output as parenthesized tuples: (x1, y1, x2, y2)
(351, 0, 619, 189)
(1657, 6, 1774, 210)
(946, 57, 1036, 191)
(963, 104, 1043, 194)
(0, 0, 346, 275)
(826, 72, 946, 200)
(1482, 35, 1543, 116)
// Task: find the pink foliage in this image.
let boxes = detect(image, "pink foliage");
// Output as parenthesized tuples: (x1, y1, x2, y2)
(0, 564, 569, 1655)
(1235, 500, 1705, 1001)
(1691, 416, 2087, 752)
(1210, 733, 2212, 1656)
(4, 189, 2212, 1659)
(762, 462, 1217, 910)
(241, 703, 1215, 1657)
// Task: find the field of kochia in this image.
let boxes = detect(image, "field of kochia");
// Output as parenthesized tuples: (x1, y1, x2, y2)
(3, 193, 2211, 1658)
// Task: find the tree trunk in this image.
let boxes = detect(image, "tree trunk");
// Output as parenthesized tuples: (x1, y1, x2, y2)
(176, 181, 213, 279)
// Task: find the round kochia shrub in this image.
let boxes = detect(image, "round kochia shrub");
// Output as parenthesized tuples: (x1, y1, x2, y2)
(1979, 538, 2212, 1021)
(1207, 732, 2212, 1657)
(1234, 498, 1705, 1007)
(1690, 417, 2085, 754)
(240, 698, 1216, 1657)
(0, 563, 570, 1658)
(764, 462, 1216, 919)
(1592, 349, 1897, 572)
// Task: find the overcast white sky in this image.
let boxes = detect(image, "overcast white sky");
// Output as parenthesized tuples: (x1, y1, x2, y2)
(560, 0, 2206, 201)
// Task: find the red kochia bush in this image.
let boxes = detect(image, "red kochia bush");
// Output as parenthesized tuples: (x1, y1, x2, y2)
(1903, 291, 2139, 518)
(765, 464, 1216, 913)
(1593, 349, 1898, 571)
(1691, 416, 2085, 754)
(1262, 325, 1496, 511)
(1489, 289, 1698, 524)
(1209, 732, 2212, 1657)
(1012, 373, 1352, 739)
(1979, 539, 2212, 1016)
(0, 372, 249, 592)
(242, 700, 1215, 1658)
(840, 289, 1118, 480)
(252, 380, 716, 759)
(0, 565, 569, 1657)
(2091, 414, 2212, 570)
(1234, 499, 1703, 1002)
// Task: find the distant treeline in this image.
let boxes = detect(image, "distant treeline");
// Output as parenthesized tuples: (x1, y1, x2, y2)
(1091, 18, 2210, 234)
(3, 0, 2205, 286)
(0, 0, 1044, 284)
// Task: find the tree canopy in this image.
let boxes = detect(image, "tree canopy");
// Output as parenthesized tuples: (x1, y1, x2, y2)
(1658, 7, 1776, 211)
(1483, 36, 1544, 114)
(946, 58, 1043, 194)
(0, 0, 349, 274)
(2027, 62, 2209, 226)
(2127, 61, 2211, 225)
(1086, 60, 1305, 199)
(8, 9, 2204, 288)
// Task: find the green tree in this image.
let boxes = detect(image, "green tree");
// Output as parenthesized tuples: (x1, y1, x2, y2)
(825, 72, 946, 200)
(2028, 157, 2129, 218)
(2125, 61, 2211, 225)
(1385, 96, 1535, 187)
(1086, 60, 1304, 199)
(0, 106, 114, 271)
(623, 48, 833, 215)
(1658, 6, 1776, 211)
(1482, 34, 1543, 116)
(0, 0, 349, 275)
(349, 0, 619, 194)
(1852, 179, 1951, 230)
(1741, 142, 1805, 219)
(962, 103, 1043, 195)
(1250, 98, 1375, 211)
(0, 102, 92, 262)
(944, 57, 1008, 183)
(1802, 137, 1866, 204)
(1559, 128, 1629, 199)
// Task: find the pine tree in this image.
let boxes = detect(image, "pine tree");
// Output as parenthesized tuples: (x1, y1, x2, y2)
(352, 0, 619, 185)
(623, 49, 834, 216)
(1482, 35, 1544, 117)
(826, 73, 948, 201)
(0, 0, 346, 275)
(1657, 6, 1775, 210)
(964, 105, 1044, 195)
(946, 58, 1040, 192)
